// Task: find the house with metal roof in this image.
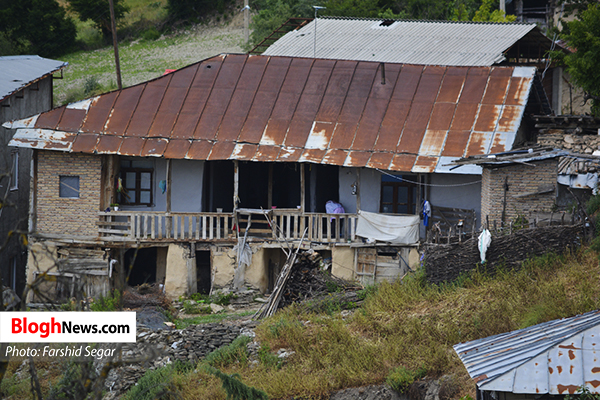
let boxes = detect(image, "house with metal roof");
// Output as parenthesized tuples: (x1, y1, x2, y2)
(454, 309, 600, 398)
(4, 53, 540, 300)
(261, 17, 568, 115)
(0, 55, 68, 299)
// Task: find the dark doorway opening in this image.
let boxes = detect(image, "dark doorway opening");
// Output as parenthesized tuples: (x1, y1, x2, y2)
(204, 161, 234, 212)
(306, 164, 339, 212)
(196, 250, 211, 294)
(124, 247, 157, 286)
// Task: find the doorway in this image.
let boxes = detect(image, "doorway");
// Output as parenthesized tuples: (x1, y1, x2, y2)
(196, 250, 211, 294)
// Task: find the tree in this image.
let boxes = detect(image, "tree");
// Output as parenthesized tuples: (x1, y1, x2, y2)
(167, 0, 233, 23)
(472, 0, 516, 22)
(0, 0, 76, 57)
(68, 0, 129, 40)
(559, 4, 600, 116)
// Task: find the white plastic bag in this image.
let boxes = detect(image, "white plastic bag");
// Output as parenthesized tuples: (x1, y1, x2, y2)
(478, 229, 492, 263)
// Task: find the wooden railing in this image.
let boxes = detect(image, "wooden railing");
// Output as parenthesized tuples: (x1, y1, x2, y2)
(270, 211, 357, 242)
(98, 212, 234, 241)
(98, 211, 358, 243)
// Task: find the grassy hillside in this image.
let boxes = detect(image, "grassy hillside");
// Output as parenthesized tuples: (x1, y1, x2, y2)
(53, 0, 246, 106)
(129, 249, 600, 399)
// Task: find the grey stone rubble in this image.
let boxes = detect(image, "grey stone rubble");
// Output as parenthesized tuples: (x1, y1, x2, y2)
(102, 322, 248, 399)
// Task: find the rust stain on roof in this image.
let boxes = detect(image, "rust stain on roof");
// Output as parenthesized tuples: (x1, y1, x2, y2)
(141, 138, 168, 157)
(96, 135, 122, 154)
(163, 139, 191, 159)
(10, 54, 534, 174)
(119, 136, 146, 156)
(71, 134, 99, 153)
(253, 145, 280, 161)
(187, 140, 213, 160)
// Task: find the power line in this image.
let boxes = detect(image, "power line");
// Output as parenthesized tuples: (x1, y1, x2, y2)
(376, 169, 482, 187)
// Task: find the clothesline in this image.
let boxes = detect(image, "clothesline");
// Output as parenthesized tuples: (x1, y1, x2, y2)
(376, 169, 482, 187)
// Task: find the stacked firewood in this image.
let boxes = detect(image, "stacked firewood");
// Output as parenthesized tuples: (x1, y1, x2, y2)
(279, 250, 359, 308)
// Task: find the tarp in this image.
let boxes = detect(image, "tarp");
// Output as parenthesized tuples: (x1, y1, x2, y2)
(355, 211, 419, 245)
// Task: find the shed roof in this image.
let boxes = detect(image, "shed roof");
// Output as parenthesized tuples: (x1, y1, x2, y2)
(5, 54, 535, 174)
(262, 18, 555, 67)
(0, 55, 68, 103)
(454, 309, 600, 395)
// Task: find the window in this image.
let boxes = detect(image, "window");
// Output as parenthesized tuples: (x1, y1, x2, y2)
(380, 175, 417, 214)
(119, 159, 153, 206)
(59, 176, 80, 198)
(9, 150, 17, 190)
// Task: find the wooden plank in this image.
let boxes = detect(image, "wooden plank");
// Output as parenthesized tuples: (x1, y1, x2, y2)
(217, 215, 221, 239)
(98, 228, 129, 235)
(293, 214, 299, 239)
(202, 215, 207, 239)
(151, 215, 156, 239)
(96, 221, 130, 226)
(286, 214, 291, 239)
(209, 216, 214, 239)
(327, 216, 332, 241)
(195, 216, 200, 240)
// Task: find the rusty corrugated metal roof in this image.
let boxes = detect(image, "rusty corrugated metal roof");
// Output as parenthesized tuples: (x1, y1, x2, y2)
(5, 54, 535, 173)
(454, 310, 600, 395)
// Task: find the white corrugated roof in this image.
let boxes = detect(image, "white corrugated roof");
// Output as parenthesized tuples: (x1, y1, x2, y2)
(454, 310, 600, 395)
(0, 55, 68, 103)
(263, 18, 540, 66)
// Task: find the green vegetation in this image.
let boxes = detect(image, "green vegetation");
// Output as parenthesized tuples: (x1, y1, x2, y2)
(386, 365, 427, 393)
(175, 310, 255, 329)
(121, 363, 177, 400)
(90, 289, 122, 311)
(205, 336, 252, 368)
(68, 0, 129, 39)
(556, 4, 600, 116)
(0, 0, 76, 57)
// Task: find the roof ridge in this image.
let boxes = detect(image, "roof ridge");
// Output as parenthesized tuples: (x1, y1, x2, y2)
(320, 15, 536, 26)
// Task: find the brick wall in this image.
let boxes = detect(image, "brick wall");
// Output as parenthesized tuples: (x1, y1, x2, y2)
(37, 151, 101, 238)
(481, 159, 557, 225)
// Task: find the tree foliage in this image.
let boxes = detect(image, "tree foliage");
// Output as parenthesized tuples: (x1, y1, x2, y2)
(472, 0, 516, 22)
(68, 0, 129, 39)
(559, 4, 600, 115)
(0, 0, 76, 57)
(167, 0, 234, 23)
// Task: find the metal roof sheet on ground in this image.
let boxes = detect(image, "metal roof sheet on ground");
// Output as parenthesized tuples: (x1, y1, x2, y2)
(0, 55, 68, 103)
(263, 18, 548, 67)
(5, 54, 535, 174)
(453, 310, 600, 395)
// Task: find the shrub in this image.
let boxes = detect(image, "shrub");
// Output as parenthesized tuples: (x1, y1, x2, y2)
(90, 289, 121, 311)
(386, 365, 427, 393)
(122, 364, 175, 400)
(204, 336, 252, 368)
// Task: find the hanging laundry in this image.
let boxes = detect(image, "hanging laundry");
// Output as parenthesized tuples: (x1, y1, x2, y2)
(423, 200, 431, 227)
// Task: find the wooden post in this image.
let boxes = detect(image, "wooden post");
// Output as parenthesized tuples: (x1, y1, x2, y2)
(300, 163, 305, 213)
(166, 159, 172, 237)
(356, 168, 361, 211)
(108, 0, 122, 90)
(233, 160, 239, 237)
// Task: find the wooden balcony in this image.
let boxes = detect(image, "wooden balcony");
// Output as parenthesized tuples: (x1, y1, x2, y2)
(98, 210, 358, 244)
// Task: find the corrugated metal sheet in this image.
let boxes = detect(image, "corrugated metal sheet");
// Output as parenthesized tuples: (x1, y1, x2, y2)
(5, 54, 535, 174)
(454, 310, 600, 395)
(0, 56, 68, 103)
(263, 18, 540, 67)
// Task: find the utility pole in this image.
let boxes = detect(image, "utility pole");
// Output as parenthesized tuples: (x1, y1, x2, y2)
(243, 0, 249, 44)
(312, 6, 326, 59)
(108, 0, 123, 90)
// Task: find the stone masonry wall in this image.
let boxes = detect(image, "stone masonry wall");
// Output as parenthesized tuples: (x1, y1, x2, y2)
(538, 132, 600, 155)
(37, 151, 101, 238)
(481, 158, 557, 225)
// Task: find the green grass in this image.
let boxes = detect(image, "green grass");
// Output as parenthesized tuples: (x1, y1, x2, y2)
(7, 248, 600, 400)
(52, 0, 244, 107)
(175, 310, 255, 329)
